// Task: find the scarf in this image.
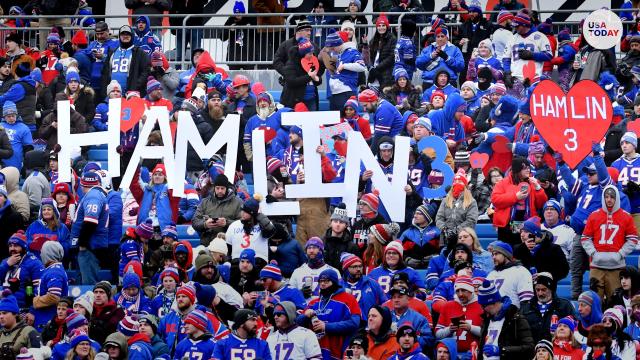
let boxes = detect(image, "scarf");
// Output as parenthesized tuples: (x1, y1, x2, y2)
(308, 253, 325, 269)
(51, 316, 66, 345)
(117, 291, 141, 313)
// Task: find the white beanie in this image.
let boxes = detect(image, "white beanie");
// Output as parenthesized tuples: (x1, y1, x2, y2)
(341, 20, 355, 32)
(208, 237, 228, 255)
(74, 292, 94, 316)
(107, 80, 122, 95)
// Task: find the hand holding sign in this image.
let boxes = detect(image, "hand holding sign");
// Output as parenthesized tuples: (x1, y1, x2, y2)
(529, 80, 612, 169)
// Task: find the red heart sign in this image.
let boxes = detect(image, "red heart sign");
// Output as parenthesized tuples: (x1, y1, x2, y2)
(301, 55, 320, 73)
(530, 80, 612, 169)
(257, 126, 277, 143)
(492, 135, 511, 153)
(120, 97, 147, 133)
(470, 152, 489, 169)
(522, 60, 538, 83)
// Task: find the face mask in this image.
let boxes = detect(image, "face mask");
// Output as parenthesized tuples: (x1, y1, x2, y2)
(452, 183, 465, 198)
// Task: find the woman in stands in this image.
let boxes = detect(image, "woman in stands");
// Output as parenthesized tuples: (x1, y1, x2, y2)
(129, 163, 180, 230)
(607, 266, 640, 313)
(25, 198, 71, 261)
(456, 227, 493, 273)
(470, 167, 502, 221)
(602, 307, 635, 359)
(435, 169, 478, 250)
(552, 316, 584, 360)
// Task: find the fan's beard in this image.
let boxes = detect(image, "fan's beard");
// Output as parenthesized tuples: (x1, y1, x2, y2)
(209, 105, 224, 119)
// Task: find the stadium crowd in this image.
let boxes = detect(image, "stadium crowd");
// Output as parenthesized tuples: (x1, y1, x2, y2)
(1, 0, 640, 359)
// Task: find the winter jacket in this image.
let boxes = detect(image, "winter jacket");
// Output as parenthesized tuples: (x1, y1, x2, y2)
(478, 300, 535, 360)
(416, 42, 465, 84)
(85, 38, 119, 91)
(513, 234, 570, 283)
(100, 45, 150, 99)
(25, 216, 71, 258)
(268, 235, 306, 278)
(280, 46, 324, 108)
(399, 223, 441, 269)
(367, 332, 399, 360)
(129, 168, 180, 230)
(192, 187, 243, 246)
(273, 37, 318, 77)
(323, 228, 359, 270)
(128, 333, 154, 360)
(22, 170, 51, 216)
(2, 115, 33, 170)
(133, 16, 162, 55)
(491, 175, 548, 228)
(427, 93, 467, 143)
(89, 301, 125, 344)
(518, 295, 576, 343)
(571, 45, 616, 86)
(368, 31, 397, 88)
(382, 85, 422, 114)
(39, 107, 87, 150)
(435, 195, 479, 234)
(342, 275, 387, 323)
(459, 17, 494, 57)
(0, 75, 37, 128)
(0, 321, 41, 356)
(0, 166, 30, 222)
(581, 185, 638, 270)
(63, 85, 95, 124)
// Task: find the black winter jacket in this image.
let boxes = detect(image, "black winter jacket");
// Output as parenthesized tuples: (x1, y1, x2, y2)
(519, 296, 576, 343)
(479, 303, 535, 360)
(513, 231, 570, 283)
(100, 46, 150, 99)
(280, 47, 324, 109)
(323, 227, 358, 270)
(368, 31, 397, 88)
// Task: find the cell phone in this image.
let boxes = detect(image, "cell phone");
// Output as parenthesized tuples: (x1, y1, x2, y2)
(346, 349, 354, 358)
(211, 217, 219, 222)
(521, 185, 528, 192)
(451, 317, 461, 326)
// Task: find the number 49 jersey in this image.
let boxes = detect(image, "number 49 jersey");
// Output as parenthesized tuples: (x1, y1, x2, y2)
(612, 154, 640, 214)
(267, 326, 322, 360)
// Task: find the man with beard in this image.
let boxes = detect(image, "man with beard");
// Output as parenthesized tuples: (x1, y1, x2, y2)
(212, 309, 270, 360)
(199, 90, 233, 160)
(143, 77, 173, 109)
(486, 241, 533, 309)
(340, 253, 386, 323)
(89, 281, 125, 345)
(243, 92, 286, 163)
(192, 174, 242, 246)
(192, 250, 244, 309)
(0, 231, 43, 310)
(284, 126, 304, 184)
(231, 249, 262, 305)
(267, 301, 322, 360)
(357, 89, 404, 151)
(100, 25, 149, 99)
(297, 268, 360, 359)
(389, 323, 431, 360)
(225, 196, 276, 269)
(618, 36, 640, 91)
(257, 262, 307, 312)
(289, 237, 341, 300)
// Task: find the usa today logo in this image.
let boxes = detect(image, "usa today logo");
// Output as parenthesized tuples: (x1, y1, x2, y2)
(583, 9, 623, 49)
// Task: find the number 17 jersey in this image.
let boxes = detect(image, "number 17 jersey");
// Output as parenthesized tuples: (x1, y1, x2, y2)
(267, 326, 322, 360)
(612, 154, 640, 214)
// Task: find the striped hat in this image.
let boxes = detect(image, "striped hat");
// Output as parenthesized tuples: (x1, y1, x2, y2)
(491, 83, 507, 95)
(69, 329, 91, 348)
(535, 339, 553, 354)
(340, 253, 362, 270)
(8, 230, 27, 249)
(454, 276, 475, 293)
(146, 77, 162, 93)
(478, 280, 502, 306)
(161, 223, 178, 240)
(80, 171, 101, 187)
(558, 316, 576, 332)
(118, 315, 139, 337)
(370, 223, 400, 246)
(185, 309, 209, 331)
(430, 17, 444, 31)
(260, 261, 283, 281)
(414, 117, 431, 131)
(160, 266, 180, 283)
(384, 240, 404, 259)
(394, 67, 409, 81)
(135, 218, 154, 239)
(497, 10, 514, 24)
(66, 312, 88, 333)
(177, 283, 196, 304)
(603, 307, 624, 328)
(266, 157, 284, 175)
(512, 12, 531, 27)
(344, 96, 360, 110)
(578, 291, 595, 307)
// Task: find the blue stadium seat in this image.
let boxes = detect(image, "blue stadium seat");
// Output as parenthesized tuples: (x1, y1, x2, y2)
(87, 149, 109, 161)
(475, 224, 497, 238)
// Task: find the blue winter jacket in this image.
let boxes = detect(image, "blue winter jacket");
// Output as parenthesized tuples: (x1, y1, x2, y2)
(371, 99, 404, 146)
(107, 190, 123, 246)
(134, 16, 162, 55)
(25, 218, 71, 258)
(2, 112, 33, 170)
(85, 39, 119, 91)
(427, 93, 466, 142)
(0, 251, 43, 308)
(416, 42, 465, 83)
(138, 181, 173, 229)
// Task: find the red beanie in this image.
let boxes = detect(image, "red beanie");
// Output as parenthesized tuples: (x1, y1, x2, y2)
(71, 30, 88, 46)
(376, 14, 390, 27)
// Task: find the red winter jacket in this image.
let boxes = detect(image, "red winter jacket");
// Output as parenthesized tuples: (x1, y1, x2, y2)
(490, 175, 547, 228)
(553, 340, 584, 360)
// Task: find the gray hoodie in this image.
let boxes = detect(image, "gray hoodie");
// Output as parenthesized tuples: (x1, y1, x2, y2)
(581, 185, 637, 269)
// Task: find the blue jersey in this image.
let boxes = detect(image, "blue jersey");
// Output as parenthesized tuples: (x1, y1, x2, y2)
(32, 262, 68, 330)
(106, 190, 123, 246)
(243, 111, 285, 144)
(395, 36, 417, 77)
(212, 333, 272, 360)
(71, 186, 110, 249)
(612, 154, 640, 214)
(0, 253, 43, 308)
(283, 146, 303, 184)
(371, 99, 404, 138)
(85, 39, 119, 90)
(159, 308, 224, 354)
(341, 276, 387, 321)
(408, 161, 428, 192)
(174, 335, 216, 360)
(110, 47, 133, 93)
(368, 266, 426, 294)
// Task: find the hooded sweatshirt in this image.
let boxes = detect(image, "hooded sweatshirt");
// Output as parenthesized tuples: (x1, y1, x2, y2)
(25, 202, 71, 257)
(581, 185, 638, 270)
(133, 16, 161, 55)
(0, 166, 30, 221)
(1, 106, 33, 171)
(267, 301, 322, 359)
(427, 92, 466, 142)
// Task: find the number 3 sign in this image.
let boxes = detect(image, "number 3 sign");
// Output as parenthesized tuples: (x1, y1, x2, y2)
(529, 80, 613, 169)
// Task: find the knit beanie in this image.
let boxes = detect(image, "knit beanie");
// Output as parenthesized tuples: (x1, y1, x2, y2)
(497, 10, 514, 24)
(233, 0, 246, 13)
(93, 281, 112, 298)
(118, 315, 139, 337)
(522, 216, 542, 238)
(557, 316, 576, 332)
(375, 14, 390, 27)
(74, 293, 94, 316)
(66, 312, 88, 333)
(71, 30, 88, 46)
(242, 196, 261, 217)
(146, 76, 162, 93)
(454, 276, 475, 293)
(185, 309, 209, 331)
(359, 191, 380, 213)
(266, 157, 284, 175)
(478, 280, 502, 306)
(194, 282, 217, 307)
(306, 237, 324, 252)
(161, 223, 178, 240)
(47, 32, 61, 44)
(66, 71, 80, 85)
(68, 329, 91, 349)
(488, 241, 513, 260)
(394, 67, 409, 82)
(8, 230, 27, 249)
(136, 218, 154, 239)
(107, 80, 122, 96)
(330, 203, 350, 224)
(160, 266, 180, 283)
(535, 339, 553, 355)
(325, 32, 343, 47)
(384, 240, 404, 259)
(0, 290, 19, 313)
(239, 248, 256, 267)
(558, 29, 571, 42)
(195, 250, 215, 272)
(177, 283, 196, 304)
(122, 272, 141, 290)
(369, 223, 400, 245)
(318, 268, 339, 285)
(297, 37, 314, 56)
(534, 272, 555, 291)
(260, 261, 283, 281)
(340, 253, 362, 271)
(2, 101, 17, 116)
(621, 131, 638, 148)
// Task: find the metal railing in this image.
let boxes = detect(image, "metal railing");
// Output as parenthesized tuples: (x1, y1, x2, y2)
(0, 9, 636, 69)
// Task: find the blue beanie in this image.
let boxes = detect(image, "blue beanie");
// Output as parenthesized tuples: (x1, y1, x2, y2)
(260, 261, 283, 281)
(468, 0, 482, 14)
(194, 282, 217, 307)
(543, 199, 562, 215)
(290, 125, 303, 138)
(394, 67, 409, 82)
(522, 216, 542, 238)
(7, 230, 27, 249)
(558, 29, 571, 42)
(2, 101, 17, 116)
(0, 291, 19, 313)
(488, 241, 513, 260)
(233, 0, 246, 14)
(318, 268, 339, 285)
(518, 98, 531, 116)
(325, 31, 343, 47)
(65, 71, 80, 85)
(239, 248, 256, 267)
(478, 280, 502, 306)
(122, 272, 141, 289)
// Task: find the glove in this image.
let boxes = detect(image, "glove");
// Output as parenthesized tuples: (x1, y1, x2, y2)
(438, 49, 449, 60)
(140, 167, 151, 183)
(553, 152, 564, 164)
(206, 72, 223, 88)
(504, 72, 513, 88)
(592, 142, 603, 156)
(129, 207, 139, 216)
(472, 132, 486, 145)
(518, 49, 534, 60)
(226, 84, 237, 99)
(265, 194, 278, 203)
(628, 181, 640, 194)
(116, 145, 124, 155)
(483, 344, 500, 357)
(405, 257, 423, 269)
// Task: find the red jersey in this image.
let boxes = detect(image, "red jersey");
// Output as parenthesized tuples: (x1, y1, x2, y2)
(582, 208, 638, 253)
(40, 49, 59, 85)
(436, 300, 483, 352)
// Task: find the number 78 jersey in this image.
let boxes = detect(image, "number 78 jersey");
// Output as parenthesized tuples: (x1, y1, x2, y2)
(612, 155, 640, 213)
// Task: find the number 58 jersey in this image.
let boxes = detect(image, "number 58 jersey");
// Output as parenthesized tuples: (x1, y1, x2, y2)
(612, 154, 640, 214)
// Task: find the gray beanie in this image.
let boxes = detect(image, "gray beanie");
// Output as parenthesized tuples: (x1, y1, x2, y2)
(41, 241, 64, 264)
(330, 203, 350, 224)
(274, 301, 298, 324)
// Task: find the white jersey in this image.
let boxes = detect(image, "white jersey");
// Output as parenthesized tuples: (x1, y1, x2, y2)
(486, 264, 533, 308)
(289, 263, 341, 298)
(491, 28, 513, 63)
(267, 326, 322, 360)
(502, 30, 551, 80)
(212, 282, 244, 309)
(225, 220, 269, 261)
(541, 223, 576, 260)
